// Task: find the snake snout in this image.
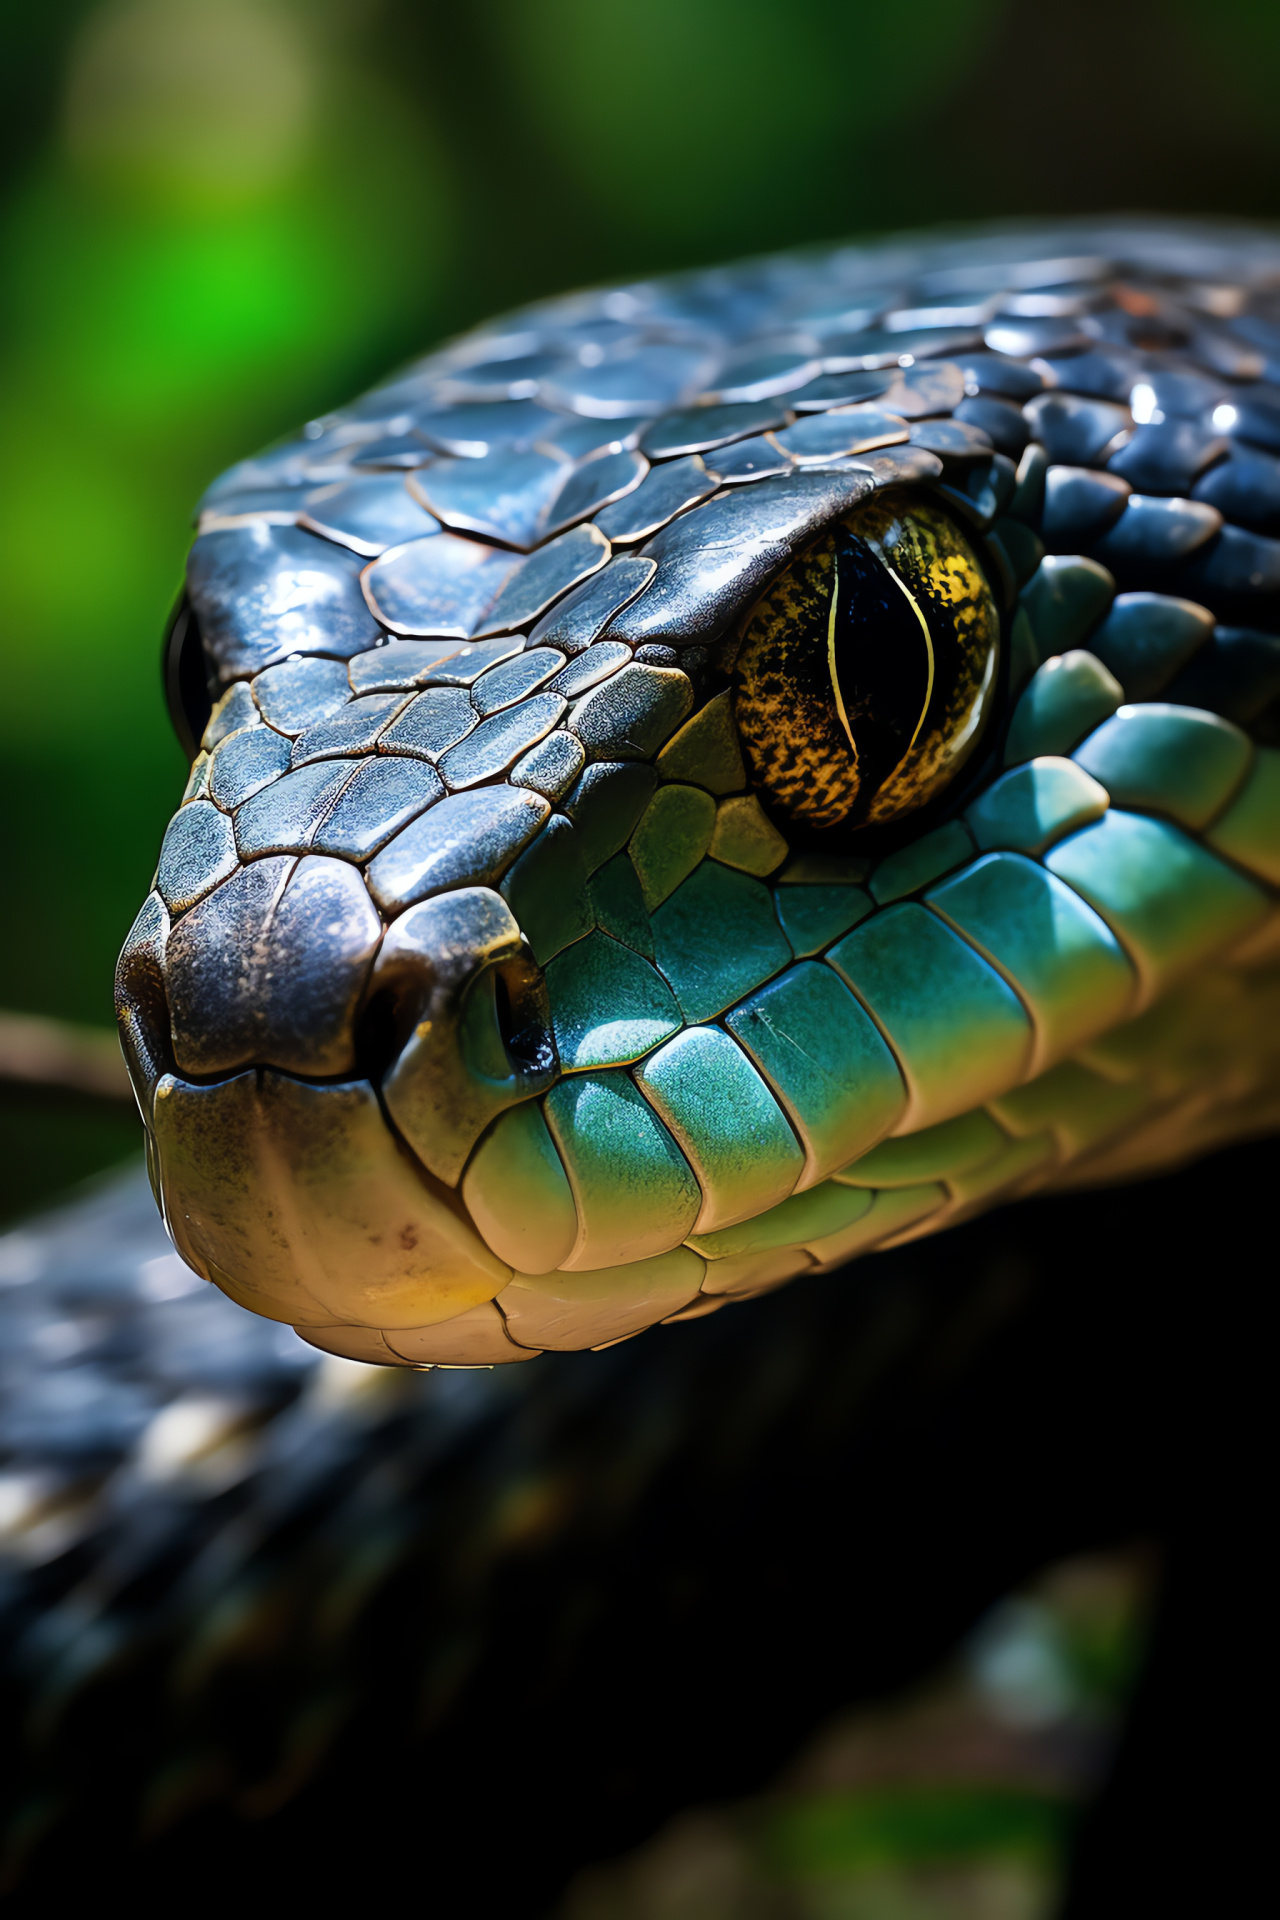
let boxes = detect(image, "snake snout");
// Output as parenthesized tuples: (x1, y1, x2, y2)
(119, 868, 558, 1195)
(116, 876, 554, 1344)
(358, 886, 559, 1186)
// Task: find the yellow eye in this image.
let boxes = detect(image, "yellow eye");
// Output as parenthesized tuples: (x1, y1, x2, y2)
(733, 490, 1000, 832)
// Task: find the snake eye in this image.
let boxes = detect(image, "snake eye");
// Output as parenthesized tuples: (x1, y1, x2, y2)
(733, 490, 1000, 833)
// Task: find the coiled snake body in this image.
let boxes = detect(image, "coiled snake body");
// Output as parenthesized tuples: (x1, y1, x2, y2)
(2, 218, 1279, 1900)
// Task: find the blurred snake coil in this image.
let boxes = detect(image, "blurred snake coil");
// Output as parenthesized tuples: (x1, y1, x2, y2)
(118, 218, 1280, 1365)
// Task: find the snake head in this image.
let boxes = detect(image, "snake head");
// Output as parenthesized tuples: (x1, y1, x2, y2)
(118, 228, 1280, 1365)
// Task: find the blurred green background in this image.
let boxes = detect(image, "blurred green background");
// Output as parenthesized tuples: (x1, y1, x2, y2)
(2, 0, 1280, 1216)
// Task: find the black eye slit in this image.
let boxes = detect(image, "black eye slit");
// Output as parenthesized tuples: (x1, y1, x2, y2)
(732, 488, 1001, 838)
(828, 532, 934, 814)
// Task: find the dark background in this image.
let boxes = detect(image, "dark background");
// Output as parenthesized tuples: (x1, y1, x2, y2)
(2, 0, 1279, 1214)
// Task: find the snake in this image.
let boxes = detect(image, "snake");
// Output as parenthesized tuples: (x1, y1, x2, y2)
(116, 215, 1280, 1365)
(2, 218, 1279, 1898)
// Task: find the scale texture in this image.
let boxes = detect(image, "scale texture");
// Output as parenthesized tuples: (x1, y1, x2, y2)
(119, 217, 1280, 1364)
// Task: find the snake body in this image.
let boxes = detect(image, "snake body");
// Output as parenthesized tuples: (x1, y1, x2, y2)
(118, 217, 1280, 1363)
(2, 219, 1279, 1899)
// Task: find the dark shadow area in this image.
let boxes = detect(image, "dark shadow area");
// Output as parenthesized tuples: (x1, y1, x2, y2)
(1, 1134, 1271, 1912)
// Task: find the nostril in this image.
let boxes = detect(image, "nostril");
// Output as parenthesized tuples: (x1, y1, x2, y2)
(359, 954, 553, 1089)
(353, 984, 402, 1087)
(492, 958, 557, 1081)
(366, 886, 560, 1185)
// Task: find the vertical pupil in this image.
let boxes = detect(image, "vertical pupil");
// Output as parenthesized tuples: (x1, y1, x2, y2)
(829, 530, 934, 819)
(732, 492, 999, 836)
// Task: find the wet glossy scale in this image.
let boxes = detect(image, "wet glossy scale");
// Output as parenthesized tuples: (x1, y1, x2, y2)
(123, 218, 1280, 1371)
